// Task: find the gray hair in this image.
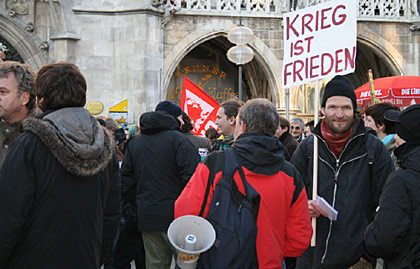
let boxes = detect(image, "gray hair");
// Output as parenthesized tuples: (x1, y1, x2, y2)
(239, 98, 279, 136)
(0, 61, 35, 111)
(290, 117, 304, 129)
(104, 117, 119, 132)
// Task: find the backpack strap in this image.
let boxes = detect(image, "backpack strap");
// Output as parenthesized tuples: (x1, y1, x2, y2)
(365, 135, 375, 191)
(407, 168, 420, 178)
(305, 139, 313, 164)
(306, 135, 375, 194)
(223, 148, 239, 178)
(232, 149, 260, 221)
(199, 148, 238, 217)
(199, 167, 215, 217)
(199, 183, 211, 217)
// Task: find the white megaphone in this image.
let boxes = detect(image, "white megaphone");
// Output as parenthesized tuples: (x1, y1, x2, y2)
(167, 215, 216, 269)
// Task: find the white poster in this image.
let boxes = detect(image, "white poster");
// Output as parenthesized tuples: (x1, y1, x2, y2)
(109, 111, 128, 127)
(282, 0, 357, 88)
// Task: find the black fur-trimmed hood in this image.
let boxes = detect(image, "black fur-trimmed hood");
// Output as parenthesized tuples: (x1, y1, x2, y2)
(22, 107, 114, 176)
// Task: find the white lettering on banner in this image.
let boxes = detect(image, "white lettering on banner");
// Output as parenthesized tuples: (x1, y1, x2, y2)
(359, 89, 383, 98)
(285, 5, 347, 42)
(383, 98, 403, 105)
(360, 91, 369, 98)
(401, 88, 420, 95)
(282, 0, 357, 88)
(283, 47, 356, 85)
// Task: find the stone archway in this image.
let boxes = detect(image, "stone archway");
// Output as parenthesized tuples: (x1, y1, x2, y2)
(351, 26, 404, 87)
(163, 30, 281, 105)
(0, 15, 47, 69)
(341, 35, 403, 91)
(358, 37, 401, 75)
(0, 12, 47, 70)
(0, 36, 23, 62)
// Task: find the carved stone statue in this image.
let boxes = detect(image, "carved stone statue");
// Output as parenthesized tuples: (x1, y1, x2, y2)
(289, 0, 308, 11)
(411, 0, 420, 16)
(6, 0, 29, 15)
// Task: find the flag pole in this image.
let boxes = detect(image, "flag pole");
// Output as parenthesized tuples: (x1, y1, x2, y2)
(311, 80, 320, 247)
(368, 69, 381, 105)
(239, 65, 243, 101)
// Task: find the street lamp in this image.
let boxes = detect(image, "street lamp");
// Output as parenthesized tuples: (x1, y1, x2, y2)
(226, 23, 254, 101)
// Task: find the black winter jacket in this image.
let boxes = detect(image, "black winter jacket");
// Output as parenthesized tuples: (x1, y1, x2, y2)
(279, 131, 298, 161)
(120, 111, 200, 232)
(365, 144, 420, 268)
(0, 108, 121, 269)
(291, 118, 394, 269)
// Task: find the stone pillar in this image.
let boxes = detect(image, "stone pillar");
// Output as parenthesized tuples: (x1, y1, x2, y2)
(70, 2, 164, 123)
(142, 14, 163, 112)
(49, 34, 80, 63)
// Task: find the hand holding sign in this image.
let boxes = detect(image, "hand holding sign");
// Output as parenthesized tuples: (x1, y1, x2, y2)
(308, 200, 327, 218)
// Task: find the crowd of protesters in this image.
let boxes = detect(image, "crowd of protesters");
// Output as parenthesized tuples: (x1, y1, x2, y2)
(0, 60, 419, 269)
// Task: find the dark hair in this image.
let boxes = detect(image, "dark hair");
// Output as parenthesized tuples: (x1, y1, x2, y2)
(305, 120, 315, 131)
(181, 112, 194, 133)
(364, 102, 400, 134)
(205, 127, 218, 139)
(239, 98, 279, 136)
(220, 99, 242, 119)
(278, 116, 290, 130)
(97, 118, 106, 126)
(113, 128, 127, 146)
(0, 61, 35, 111)
(35, 62, 86, 111)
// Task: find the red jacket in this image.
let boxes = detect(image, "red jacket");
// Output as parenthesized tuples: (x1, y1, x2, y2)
(175, 134, 312, 268)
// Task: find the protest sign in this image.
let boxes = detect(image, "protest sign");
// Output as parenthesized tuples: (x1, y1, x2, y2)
(282, 0, 357, 88)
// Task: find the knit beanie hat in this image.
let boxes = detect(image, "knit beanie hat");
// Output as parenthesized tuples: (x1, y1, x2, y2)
(321, 75, 357, 108)
(384, 104, 420, 144)
(155, 100, 183, 119)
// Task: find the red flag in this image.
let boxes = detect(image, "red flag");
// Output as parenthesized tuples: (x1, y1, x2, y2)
(181, 76, 220, 136)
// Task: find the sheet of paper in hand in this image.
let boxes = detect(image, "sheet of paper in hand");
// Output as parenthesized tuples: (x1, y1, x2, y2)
(316, 195, 338, 221)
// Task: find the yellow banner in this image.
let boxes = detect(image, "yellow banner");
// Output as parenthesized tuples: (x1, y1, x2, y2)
(109, 99, 128, 112)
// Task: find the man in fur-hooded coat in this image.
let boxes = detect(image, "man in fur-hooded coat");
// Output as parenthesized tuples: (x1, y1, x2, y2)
(0, 63, 121, 269)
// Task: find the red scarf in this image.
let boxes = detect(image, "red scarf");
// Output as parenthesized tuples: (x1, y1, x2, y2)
(321, 120, 353, 158)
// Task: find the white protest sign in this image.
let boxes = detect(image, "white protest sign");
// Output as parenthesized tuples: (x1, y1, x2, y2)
(282, 0, 357, 88)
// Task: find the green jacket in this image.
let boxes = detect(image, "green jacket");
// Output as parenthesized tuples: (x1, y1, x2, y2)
(0, 109, 37, 167)
(213, 134, 234, 151)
